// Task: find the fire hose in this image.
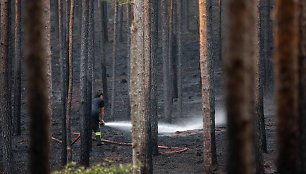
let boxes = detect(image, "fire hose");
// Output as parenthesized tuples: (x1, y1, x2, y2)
(51, 132, 189, 154)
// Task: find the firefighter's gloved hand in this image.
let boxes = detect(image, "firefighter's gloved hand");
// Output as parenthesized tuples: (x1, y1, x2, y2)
(99, 120, 105, 126)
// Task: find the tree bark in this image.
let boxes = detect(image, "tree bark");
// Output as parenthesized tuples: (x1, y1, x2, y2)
(80, 0, 90, 167)
(161, 0, 172, 122)
(0, 0, 14, 173)
(57, 0, 68, 165)
(66, 0, 74, 163)
(224, 0, 256, 173)
(151, 0, 159, 156)
(13, 0, 21, 136)
(254, 1, 265, 174)
(126, 2, 132, 120)
(102, 1, 109, 42)
(119, 5, 124, 42)
(99, 0, 108, 104)
(299, 0, 306, 172)
(176, 0, 183, 118)
(274, 0, 299, 173)
(199, 0, 217, 172)
(130, 0, 153, 173)
(25, 0, 51, 173)
(259, 0, 268, 153)
(111, 0, 119, 119)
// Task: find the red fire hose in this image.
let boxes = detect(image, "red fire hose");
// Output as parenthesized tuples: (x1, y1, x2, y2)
(53, 132, 189, 154)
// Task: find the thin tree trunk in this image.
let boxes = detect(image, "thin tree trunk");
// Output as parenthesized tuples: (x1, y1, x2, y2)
(102, 1, 108, 42)
(99, 0, 108, 105)
(176, 0, 183, 118)
(259, 0, 268, 153)
(42, 0, 52, 122)
(111, 0, 119, 119)
(151, 0, 159, 156)
(0, 0, 14, 173)
(80, 0, 90, 167)
(57, 0, 68, 165)
(199, 0, 217, 172)
(119, 5, 124, 42)
(126, 2, 131, 120)
(25, 0, 51, 173)
(300, 0, 306, 172)
(254, 1, 264, 174)
(274, 0, 300, 173)
(66, 0, 74, 163)
(161, 0, 172, 122)
(13, 0, 21, 136)
(131, 0, 152, 173)
(168, 0, 174, 100)
(224, 0, 256, 173)
(274, 0, 299, 173)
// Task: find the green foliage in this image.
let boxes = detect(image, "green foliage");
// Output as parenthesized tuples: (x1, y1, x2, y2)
(52, 162, 139, 174)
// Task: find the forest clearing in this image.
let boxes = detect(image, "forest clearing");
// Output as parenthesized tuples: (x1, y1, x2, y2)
(0, 0, 304, 173)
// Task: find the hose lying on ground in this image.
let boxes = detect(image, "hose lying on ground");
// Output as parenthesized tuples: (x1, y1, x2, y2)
(51, 132, 189, 154)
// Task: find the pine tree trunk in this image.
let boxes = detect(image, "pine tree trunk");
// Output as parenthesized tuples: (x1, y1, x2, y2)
(254, 1, 264, 173)
(42, 0, 52, 121)
(119, 5, 124, 42)
(57, 0, 68, 165)
(274, 0, 299, 173)
(150, 0, 159, 156)
(176, 0, 183, 118)
(99, 0, 108, 104)
(161, 0, 172, 122)
(131, 0, 152, 173)
(102, 1, 109, 42)
(25, 0, 51, 173)
(13, 0, 21, 136)
(0, 0, 14, 173)
(111, 0, 119, 119)
(66, 0, 75, 163)
(126, 2, 132, 120)
(199, 0, 217, 172)
(224, 0, 256, 173)
(168, 0, 174, 100)
(80, 0, 90, 167)
(259, 0, 268, 153)
(299, 0, 306, 172)
(88, 0, 94, 119)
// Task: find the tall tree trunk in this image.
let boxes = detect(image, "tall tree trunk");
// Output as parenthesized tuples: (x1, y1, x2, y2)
(150, 0, 159, 156)
(111, 0, 119, 119)
(13, 0, 21, 136)
(224, 0, 256, 173)
(274, 0, 300, 173)
(80, 0, 90, 167)
(199, 0, 217, 172)
(168, 0, 174, 100)
(176, 0, 183, 118)
(57, 0, 68, 165)
(274, 0, 299, 173)
(254, 1, 264, 174)
(25, 0, 51, 173)
(99, 0, 108, 105)
(101, 1, 108, 42)
(66, 0, 75, 163)
(119, 5, 124, 42)
(0, 0, 14, 173)
(161, 0, 172, 122)
(259, 0, 268, 153)
(299, 0, 306, 172)
(131, 0, 152, 173)
(126, 2, 131, 120)
(42, 0, 52, 123)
